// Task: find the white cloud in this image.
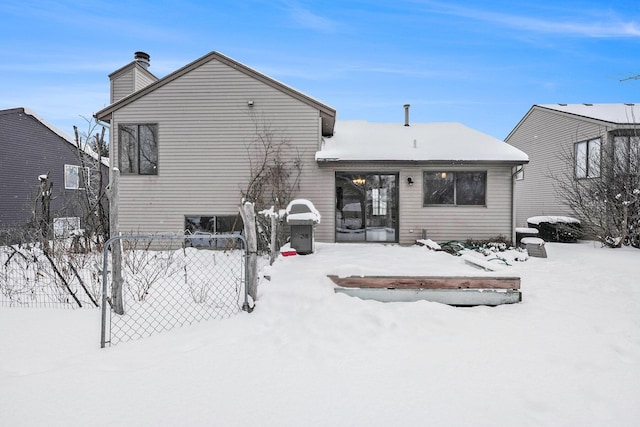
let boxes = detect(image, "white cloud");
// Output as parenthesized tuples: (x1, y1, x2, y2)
(413, 1, 640, 38)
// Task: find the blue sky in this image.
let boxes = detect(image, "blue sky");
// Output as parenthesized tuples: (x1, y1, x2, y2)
(1, 0, 639, 140)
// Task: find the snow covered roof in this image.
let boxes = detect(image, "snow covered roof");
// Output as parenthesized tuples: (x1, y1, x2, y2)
(20, 107, 109, 167)
(538, 103, 640, 124)
(316, 120, 529, 163)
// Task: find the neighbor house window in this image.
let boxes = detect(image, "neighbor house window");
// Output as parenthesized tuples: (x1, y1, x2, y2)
(575, 138, 601, 178)
(614, 135, 640, 174)
(53, 217, 80, 237)
(64, 164, 89, 189)
(423, 171, 486, 206)
(118, 124, 158, 175)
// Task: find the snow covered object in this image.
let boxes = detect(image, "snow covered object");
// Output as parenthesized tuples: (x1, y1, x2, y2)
(285, 199, 321, 224)
(285, 199, 320, 254)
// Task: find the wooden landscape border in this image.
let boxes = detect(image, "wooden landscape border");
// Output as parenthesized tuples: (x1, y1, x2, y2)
(327, 275, 520, 290)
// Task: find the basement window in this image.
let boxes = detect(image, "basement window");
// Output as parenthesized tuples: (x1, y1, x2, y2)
(184, 215, 244, 248)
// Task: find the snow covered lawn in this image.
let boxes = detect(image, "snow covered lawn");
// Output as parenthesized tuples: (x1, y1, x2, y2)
(1, 241, 638, 426)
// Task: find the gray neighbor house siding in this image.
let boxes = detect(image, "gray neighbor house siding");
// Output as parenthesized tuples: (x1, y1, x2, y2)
(96, 51, 527, 245)
(505, 104, 640, 228)
(0, 107, 106, 229)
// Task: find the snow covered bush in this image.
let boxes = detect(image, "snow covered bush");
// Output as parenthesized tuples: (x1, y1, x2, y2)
(555, 133, 640, 248)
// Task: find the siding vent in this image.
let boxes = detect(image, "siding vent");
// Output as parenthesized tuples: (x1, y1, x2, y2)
(134, 51, 150, 70)
(404, 104, 410, 126)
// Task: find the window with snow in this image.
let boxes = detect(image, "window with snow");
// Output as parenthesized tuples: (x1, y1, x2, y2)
(118, 124, 158, 175)
(575, 138, 601, 179)
(423, 171, 486, 206)
(64, 164, 89, 189)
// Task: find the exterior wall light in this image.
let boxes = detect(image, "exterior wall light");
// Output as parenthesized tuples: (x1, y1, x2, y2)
(407, 177, 414, 186)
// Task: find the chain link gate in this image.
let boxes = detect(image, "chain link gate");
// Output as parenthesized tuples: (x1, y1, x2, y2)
(100, 234, 251, 347)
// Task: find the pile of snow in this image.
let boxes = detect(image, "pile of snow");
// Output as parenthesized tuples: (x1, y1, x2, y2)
(527, 215, 580, 225)
(416, 238, 441, 250)
(1, 241, 638, 426)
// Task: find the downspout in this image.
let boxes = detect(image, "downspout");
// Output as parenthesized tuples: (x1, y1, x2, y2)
(511, 165, 517, 244)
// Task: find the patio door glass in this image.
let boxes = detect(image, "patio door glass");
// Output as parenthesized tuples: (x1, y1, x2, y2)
(335, 172, 398, 242)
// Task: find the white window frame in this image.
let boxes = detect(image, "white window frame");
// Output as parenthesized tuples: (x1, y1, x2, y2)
(53, 217, 81, 238)
(614, 135, 640, 174)
(575, 138, 601, 179)
(64, 164, 90, 190)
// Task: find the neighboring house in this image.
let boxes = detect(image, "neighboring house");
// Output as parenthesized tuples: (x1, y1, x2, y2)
(95, 51, 528, 245)
(0, 107, 108, 236)
(505, 103, 640, 228)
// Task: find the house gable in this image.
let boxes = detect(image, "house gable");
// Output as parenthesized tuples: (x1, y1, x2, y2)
(96, 51, 336, 137)
(505, 103, 639, 227)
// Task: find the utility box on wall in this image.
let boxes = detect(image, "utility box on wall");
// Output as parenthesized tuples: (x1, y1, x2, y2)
(285, 199, 321, 255)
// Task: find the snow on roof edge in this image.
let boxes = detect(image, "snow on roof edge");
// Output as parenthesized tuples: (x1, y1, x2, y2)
(21, 107, 109, 167)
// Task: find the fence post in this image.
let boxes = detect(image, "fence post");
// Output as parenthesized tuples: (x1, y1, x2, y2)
(270, 211, 278, 265)
(240, 202, 258, 301)
(106, 168, 124, 315)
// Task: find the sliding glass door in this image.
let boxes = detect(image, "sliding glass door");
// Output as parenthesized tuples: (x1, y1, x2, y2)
(335, 172, 398, 242)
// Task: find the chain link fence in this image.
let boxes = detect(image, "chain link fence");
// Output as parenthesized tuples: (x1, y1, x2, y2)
(0, 238, 101, 309)
(101, 234, 251, 347)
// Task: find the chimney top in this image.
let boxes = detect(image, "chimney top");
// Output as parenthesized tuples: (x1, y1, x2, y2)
(403, 104, 410, 127)
(134, 51, 150, 70)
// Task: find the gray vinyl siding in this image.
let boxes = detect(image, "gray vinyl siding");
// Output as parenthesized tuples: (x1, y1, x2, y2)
(134, 68, 156, 92)
(0, 108, 106, 228)
(110, 66, 157, 103)
(506, 108, 611, 227)
(316, 163, 515, 245)
(111, 68, 135, 104)
(110, 58, 324, 235)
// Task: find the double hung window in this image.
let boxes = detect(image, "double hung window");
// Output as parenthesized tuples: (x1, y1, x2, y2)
(613, 135, 640, 174)
(575, 138, 601, 179)
(423, 171, 486, 206)
(118, 124, 158, 175)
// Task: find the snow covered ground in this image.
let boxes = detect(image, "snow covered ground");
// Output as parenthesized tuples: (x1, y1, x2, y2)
(1, 241, 638, 426)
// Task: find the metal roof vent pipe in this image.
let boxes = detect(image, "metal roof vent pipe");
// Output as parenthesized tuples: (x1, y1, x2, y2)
(404, 104, 410, 126)
(134, 51, 150, 70)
